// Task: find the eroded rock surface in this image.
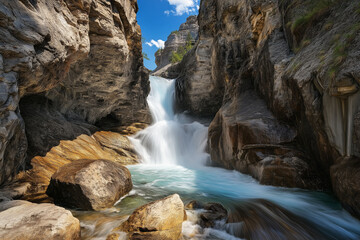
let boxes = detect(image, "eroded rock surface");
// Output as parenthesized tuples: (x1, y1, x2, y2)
(153, 15, 198, 77)
(0, 0, 149, 185)
(331, 157, 360, 219)
(47, 159, 132, 210)
(175, 0, 360, 212)
(118, 194, 185, 240)
(2, 131, 139, 203)
(0, 200, 80, 240)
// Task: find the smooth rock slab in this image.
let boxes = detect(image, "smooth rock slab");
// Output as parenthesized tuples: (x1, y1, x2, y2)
(46, 159, 132, 211)
(0, 200, 80, 240)
(119, 194, 185, 240)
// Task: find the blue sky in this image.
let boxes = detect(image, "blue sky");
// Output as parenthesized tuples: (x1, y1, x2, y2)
(137, 0, 199, 70)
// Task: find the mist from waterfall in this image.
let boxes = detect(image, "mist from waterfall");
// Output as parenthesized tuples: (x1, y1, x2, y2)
(130, 76, 209, 167)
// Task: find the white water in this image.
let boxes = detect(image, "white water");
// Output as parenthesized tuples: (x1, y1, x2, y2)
(125, 76, 360, 239)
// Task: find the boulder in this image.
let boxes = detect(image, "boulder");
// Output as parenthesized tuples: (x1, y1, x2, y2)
(199, 202, 228, 228)
(119, 194, 185, 240)
(0, 200, 80, 240)
(46, 159, 132, 211)
(6, 131, 138, 203)
(331, 157, 360, 219)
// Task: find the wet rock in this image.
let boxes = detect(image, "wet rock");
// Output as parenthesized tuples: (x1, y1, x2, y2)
(8, 131, 138, 203)
(0, 200, 80, 240)
(228, 199, 328, 240)
(354, 112, 360, 157)
(175, 0, 360, 196)
(331, 157, 360, 219)
(185, 200, 204, 210)
(239, 145, 324, 190)
(200, 203, 228, 228)
(119, 194, 185, 240)
(46, 159, 132, 211)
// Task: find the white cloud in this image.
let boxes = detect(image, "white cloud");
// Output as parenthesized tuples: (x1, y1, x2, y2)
(145, 39, 165, 49)
(165, 0, 199, 16)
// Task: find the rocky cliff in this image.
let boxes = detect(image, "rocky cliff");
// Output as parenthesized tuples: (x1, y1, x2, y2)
(176, 0, 360, 217)
(0, 0, 150, 185)
(152, 15, 198, 78)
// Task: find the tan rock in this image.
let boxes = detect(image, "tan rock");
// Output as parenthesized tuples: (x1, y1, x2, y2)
(46, 159, 132, 211)
(0, 200, 80, 240)
(3, 131, 138, 203)
(119, 194, 185, 240)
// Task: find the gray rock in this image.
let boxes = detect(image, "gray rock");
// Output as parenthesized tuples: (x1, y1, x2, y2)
(46, 159, 132, 211)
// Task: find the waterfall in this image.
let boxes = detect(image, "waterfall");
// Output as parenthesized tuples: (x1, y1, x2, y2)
(130, 76, 209, 167)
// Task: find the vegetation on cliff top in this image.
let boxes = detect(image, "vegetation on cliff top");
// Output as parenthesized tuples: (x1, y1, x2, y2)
(171, 33, 194, 64)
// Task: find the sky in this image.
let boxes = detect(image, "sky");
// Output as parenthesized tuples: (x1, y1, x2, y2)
(137, 0, 199, 70)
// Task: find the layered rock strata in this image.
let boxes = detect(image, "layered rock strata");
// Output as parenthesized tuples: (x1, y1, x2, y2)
(0, 131, 139, 203)
(175, 0, 360, 212)
(152, 15, 199, 78)
(0, 0, 150, 186)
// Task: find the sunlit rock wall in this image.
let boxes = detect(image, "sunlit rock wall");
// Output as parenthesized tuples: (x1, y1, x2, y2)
(0, 0, 149, 185)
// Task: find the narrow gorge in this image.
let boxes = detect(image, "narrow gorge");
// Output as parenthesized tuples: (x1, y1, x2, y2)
(0, 0, 360, 239)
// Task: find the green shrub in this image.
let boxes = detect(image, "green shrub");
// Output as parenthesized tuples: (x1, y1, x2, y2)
(170, 33, 195, 63)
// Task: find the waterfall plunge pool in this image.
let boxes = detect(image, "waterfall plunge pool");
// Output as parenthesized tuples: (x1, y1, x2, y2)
(75, 76, 360, 240)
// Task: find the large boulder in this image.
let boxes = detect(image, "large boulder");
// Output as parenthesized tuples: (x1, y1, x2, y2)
(118, 194, 185, 240)
(0, 200, 80, 240)
(3, 131, 139, 203)
(46, 159, 132, 211)
(331, 157, 360, 219)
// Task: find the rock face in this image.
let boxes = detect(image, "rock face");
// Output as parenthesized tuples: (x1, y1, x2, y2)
(176, 0, 360, 211)
(152, 15, 198, 78)
(331, 157, 360, 219)
(0, 200, 80, 240)
(119, 194, 185, 240)
(354, 112, 360, 157)
(0, 0, 150, 185)
(47, 159, 132, 211)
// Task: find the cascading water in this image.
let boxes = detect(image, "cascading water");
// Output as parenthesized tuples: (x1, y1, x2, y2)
(126, 76, 360, 239)
(130, 76, 209, 167)
(76, 76, 360, 240)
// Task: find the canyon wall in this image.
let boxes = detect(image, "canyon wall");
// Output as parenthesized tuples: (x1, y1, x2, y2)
(176, 0, 360, 216)
(152, 15, 198, 78)
(0, 0, 149, 185)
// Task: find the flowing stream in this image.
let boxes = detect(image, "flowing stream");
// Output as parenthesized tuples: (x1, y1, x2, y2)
(76, 76, 360, 240)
